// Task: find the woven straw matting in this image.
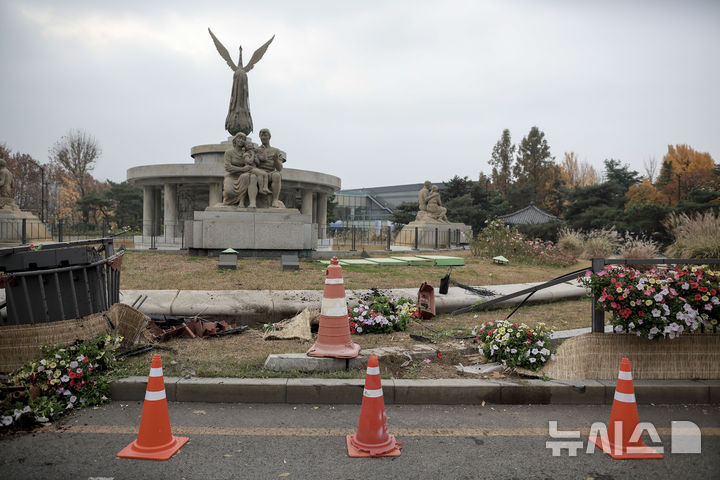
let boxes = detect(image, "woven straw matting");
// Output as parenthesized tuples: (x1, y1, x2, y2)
(110, 303, 153, 346)
(0, 303, 151, 373)
(0, 314, 109, 373)
(543, 333, 720, 380)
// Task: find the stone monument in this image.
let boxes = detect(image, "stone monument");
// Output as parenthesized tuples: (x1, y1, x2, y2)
(394, 181, 471, 249)
(0, 158, 18, 212)
(183, 30, 322, 254)
(208, 28, 274, 136)
(0, 158, 46, 244)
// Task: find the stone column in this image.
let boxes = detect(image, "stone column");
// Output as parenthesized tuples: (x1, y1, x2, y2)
(208, 183, 222, 207)
(153, 188, 162, 236)
(317, 192, 328, 239)
(312, 192, 319, 224)
(143, 186, 154, 237)
(163, 183, 178, 239)
(301, 189, 313, 216)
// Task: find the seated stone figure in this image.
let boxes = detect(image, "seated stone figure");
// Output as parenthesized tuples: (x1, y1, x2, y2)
(222, 130, 285, 208)
(256, 128, 285, 208)
(425, 185, 449, 222)
(0, 158, 19, 211)
(222, 132, 260, 207)
(414, 181, 448, 223)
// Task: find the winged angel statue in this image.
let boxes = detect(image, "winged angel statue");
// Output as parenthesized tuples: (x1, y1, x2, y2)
(208, 28, 274, 136)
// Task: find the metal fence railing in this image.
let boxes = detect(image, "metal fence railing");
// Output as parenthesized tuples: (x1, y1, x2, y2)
(321, 224, 467, 252)
(0, 219, 137, 250)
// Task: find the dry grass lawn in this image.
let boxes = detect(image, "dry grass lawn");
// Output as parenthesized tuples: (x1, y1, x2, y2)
(114, 249, 592, 379)
(117, 299, 592, 379)
(120, 250, 589, 291)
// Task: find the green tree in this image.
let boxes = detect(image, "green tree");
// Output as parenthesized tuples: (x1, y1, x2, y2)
(656, 158, 674, 186)
(390, 202, 418, 225)
(513, 126, 555, 205)
(563, 160, 642, 232)
(488, 129, 515, 197)
(76, 191, 113, 226)
(441, 175, 473, 202)
(604, 158, 640, 191)
(106, 180, 142, 228)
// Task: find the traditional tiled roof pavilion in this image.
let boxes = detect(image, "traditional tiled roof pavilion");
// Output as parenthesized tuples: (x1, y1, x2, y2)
(497, 204, 561, 225)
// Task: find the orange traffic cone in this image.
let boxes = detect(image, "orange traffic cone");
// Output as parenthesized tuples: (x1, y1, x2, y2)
(347, 355, 402, 457)
(589, 357, 663, 459)
(307, 257, 360, 358)
(118, 354, 189, 460)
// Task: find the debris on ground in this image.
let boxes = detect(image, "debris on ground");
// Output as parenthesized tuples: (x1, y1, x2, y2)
(263, 308, 317, 341)
(454, 362, 505, 375)
(147, 314, 246, 341)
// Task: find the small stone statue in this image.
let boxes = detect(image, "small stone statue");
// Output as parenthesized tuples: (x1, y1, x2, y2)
(209, 28, 274, 136)
(0, 157, 19, 211)
(414, 181, 448, 223)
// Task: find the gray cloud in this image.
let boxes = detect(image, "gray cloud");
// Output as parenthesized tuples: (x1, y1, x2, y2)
(1, 0, 718, 189)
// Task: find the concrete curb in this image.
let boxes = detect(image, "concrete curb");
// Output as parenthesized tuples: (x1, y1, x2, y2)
(110, 377, 720, 405)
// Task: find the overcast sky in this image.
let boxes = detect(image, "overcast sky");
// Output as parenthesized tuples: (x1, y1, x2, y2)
(1, 0, 718, 190)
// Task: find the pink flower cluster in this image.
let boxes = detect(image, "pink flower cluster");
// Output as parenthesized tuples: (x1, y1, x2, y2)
(582, 265, 719, 339)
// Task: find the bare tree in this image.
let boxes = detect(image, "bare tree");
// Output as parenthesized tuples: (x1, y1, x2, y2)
(644, 156, 658, 183)
(49, 129, 101, 198)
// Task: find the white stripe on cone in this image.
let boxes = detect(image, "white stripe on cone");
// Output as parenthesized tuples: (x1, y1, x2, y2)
(618, 370, 632, 381)
(614, 391, 636, 403)
(149, 367, 163, 377)
(321, 297, 348, 316)
(363, 388, 383, 398)
(366, 366, 380, 375)
(325, 278, 344, 284)
(145, 389, 167, 401)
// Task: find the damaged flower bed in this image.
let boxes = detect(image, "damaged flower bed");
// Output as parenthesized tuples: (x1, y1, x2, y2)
(1, 334, 123, 431)
(348, 293, 420, 334)
(474, 320, 556, 371)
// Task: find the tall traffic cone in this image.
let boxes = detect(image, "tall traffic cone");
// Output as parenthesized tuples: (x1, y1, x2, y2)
(347, 355, 402, 457)
(589, 357, 663, 459)
(118, 354, 189, 460)
(307, 257, 360, 358)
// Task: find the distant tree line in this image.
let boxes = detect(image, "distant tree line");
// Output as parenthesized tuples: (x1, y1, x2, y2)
(392, 126, 719, 244)
(1, 130, 143, 230)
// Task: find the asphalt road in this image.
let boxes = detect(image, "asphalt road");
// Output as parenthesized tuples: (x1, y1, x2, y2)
(1, 402, 718, 480)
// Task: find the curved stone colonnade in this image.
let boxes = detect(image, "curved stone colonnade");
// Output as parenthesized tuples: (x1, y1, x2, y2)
(127, 142, 340, 245)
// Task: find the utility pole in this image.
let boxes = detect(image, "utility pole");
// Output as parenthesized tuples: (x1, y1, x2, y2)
(40, 165, 45, 223)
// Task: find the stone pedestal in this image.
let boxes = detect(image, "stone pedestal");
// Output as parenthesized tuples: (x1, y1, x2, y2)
(0, 209, 47, 244)
(394, 221, 472, 249)
(184, 206, 317, 252)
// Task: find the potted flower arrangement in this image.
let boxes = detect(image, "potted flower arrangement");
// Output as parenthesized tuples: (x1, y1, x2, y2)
(475, 320, 555, 371)
(348, 294, 420, 334)
(582, 265, 719, 340)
